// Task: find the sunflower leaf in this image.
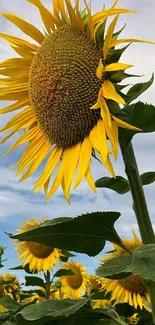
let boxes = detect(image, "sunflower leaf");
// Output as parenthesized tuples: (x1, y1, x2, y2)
(25, 276, 46, 288)
(126, 244, 155, 281)
(96, 256, 132, 279)
(107, 100, 126, 116)
(140, 172, 155, 186)
(53, 269, 75, 278)
(10, 264, 38, 274)
(119, 101, 155, 144)
(125, 73, 154, 104)
(95, 176, 129, 194)
(0, 296, 27, 313)
(16, 298, 89, 323)
(8, 212, 122, 257)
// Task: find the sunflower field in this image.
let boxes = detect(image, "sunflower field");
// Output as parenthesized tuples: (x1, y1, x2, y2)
(0, 0, 155, 324)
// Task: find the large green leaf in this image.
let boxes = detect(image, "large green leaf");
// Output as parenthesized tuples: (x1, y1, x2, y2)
(16, 299, 89, 323)
(8, 212, 122, 257)
(96, 256, 132, 279)
(125, 74, 154, 104)
(126, 244, 155, 281)
(10, 264, 38, 274)
(119, 101, 155, 143)
(95, 176, 129, 194)
(0, 297, 22, 313)
(25, 276, 45, 288)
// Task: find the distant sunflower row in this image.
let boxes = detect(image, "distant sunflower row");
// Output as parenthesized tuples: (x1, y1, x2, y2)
(1, 217, 148, 314)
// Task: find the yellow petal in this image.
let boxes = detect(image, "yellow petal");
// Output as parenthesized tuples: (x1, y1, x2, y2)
(10, 44, 35, 59)
(96, 59, 104, 79)
(112, 115, 141, 131)
(0, 33, 38, 51)
(104, 63, 133, 71)
(63, 142, 81, 201)
(1, 13, 44, 44)
(0, 98, 29, 114)
(85, 165, 96, 193)
(102, 80, 125, 104)
(103, 14, 119, 59)
(110, 38, 155, 48)
(100, 96, 112, 129)
(75, 0, 84, 31)
(65, 0, 76, 27)
(0, 57, 31, 69)
(74, 137, 92, 189)
(93, 7, 135, 25)
(133, 293, 138, 309)
(106, 121, 118, 160)
(137, 293, 143, 309)
(58, 0, 66, 18)
(83, 0, 94, 39)
(89, 120, 108, 162)
(34, 146, 63, 193)
(46, 161, 64, 200)
(27, 0, 60, 32)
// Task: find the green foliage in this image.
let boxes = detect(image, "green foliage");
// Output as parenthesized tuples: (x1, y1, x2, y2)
(10, 264, 38, 274)
(118, 101, 155, 143)
(53, 269, 75, 278)
(25, 276, 45, 288)
(96, 256, 132, 279)
(16, 299, 89, 324)
(95, 172, 155, 195)
(107, 100, 126, 115)
(110, 71, 141, 83)
(125, 74, 154, 104)
(95, 20, 106, 47)
(9, 212, 122, 256)
(140, 172, 155, 186)
(126, 244, 155, 281)
(107, 44, 130, 64)
(95, 176, 129, 194)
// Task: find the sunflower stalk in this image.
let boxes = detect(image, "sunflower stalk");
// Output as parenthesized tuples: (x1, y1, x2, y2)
(44, 270, 51, 300)
(120, 139, 155, 322)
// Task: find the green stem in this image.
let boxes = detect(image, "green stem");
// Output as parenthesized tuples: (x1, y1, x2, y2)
(120, 139, 155, 323)
(103, 311, 128, 325)
(120, 141, 155, 244)
(118, 242, 132, 255)
(44, 271, 51, 300)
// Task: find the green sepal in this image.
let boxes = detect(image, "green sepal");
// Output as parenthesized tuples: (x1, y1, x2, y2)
(95, 20, 106, 48)
(112, 24, 126, 40)
(107, 44, 130, 64)
(110, 71, 142, 83)
(107, 100, 126, 116)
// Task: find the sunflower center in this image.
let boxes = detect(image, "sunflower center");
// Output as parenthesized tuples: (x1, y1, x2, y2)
(29, 25, 102, 147)
(27, 242, 53, 258)
(119, 275, 146, 294)
(66, 266, 83, 289)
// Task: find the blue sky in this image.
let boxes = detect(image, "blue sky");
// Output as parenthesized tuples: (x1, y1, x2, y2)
(0, 0, 155, 283)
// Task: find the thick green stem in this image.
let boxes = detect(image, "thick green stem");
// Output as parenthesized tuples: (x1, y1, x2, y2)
(120, 139, 155, 323)
(44, 271, 51, 299)
(120, 141, 155, 244)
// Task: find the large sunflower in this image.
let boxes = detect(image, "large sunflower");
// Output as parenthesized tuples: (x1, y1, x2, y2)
(100, 231, 151, 311)
(0, 0, 154, 202)
(15, 218, 62, 272)
(60, 261, 89, 300)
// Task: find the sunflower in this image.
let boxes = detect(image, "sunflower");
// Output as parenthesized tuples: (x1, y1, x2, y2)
(15, 218, 62, 272)
(3, 273, 19, 291)
(87, 275, 111, 310)
(60, 261, 89, 300)
(100, 231, 151, 312)
(0, 0, 154, 202)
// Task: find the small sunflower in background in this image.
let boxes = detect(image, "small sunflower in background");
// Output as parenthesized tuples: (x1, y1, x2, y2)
(15, 218, 62, 272)
(87, 275, 112, 310)
(60, 261, 89, 300)
(0, 0, 153, 202)
(99, 231, 151, 311)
